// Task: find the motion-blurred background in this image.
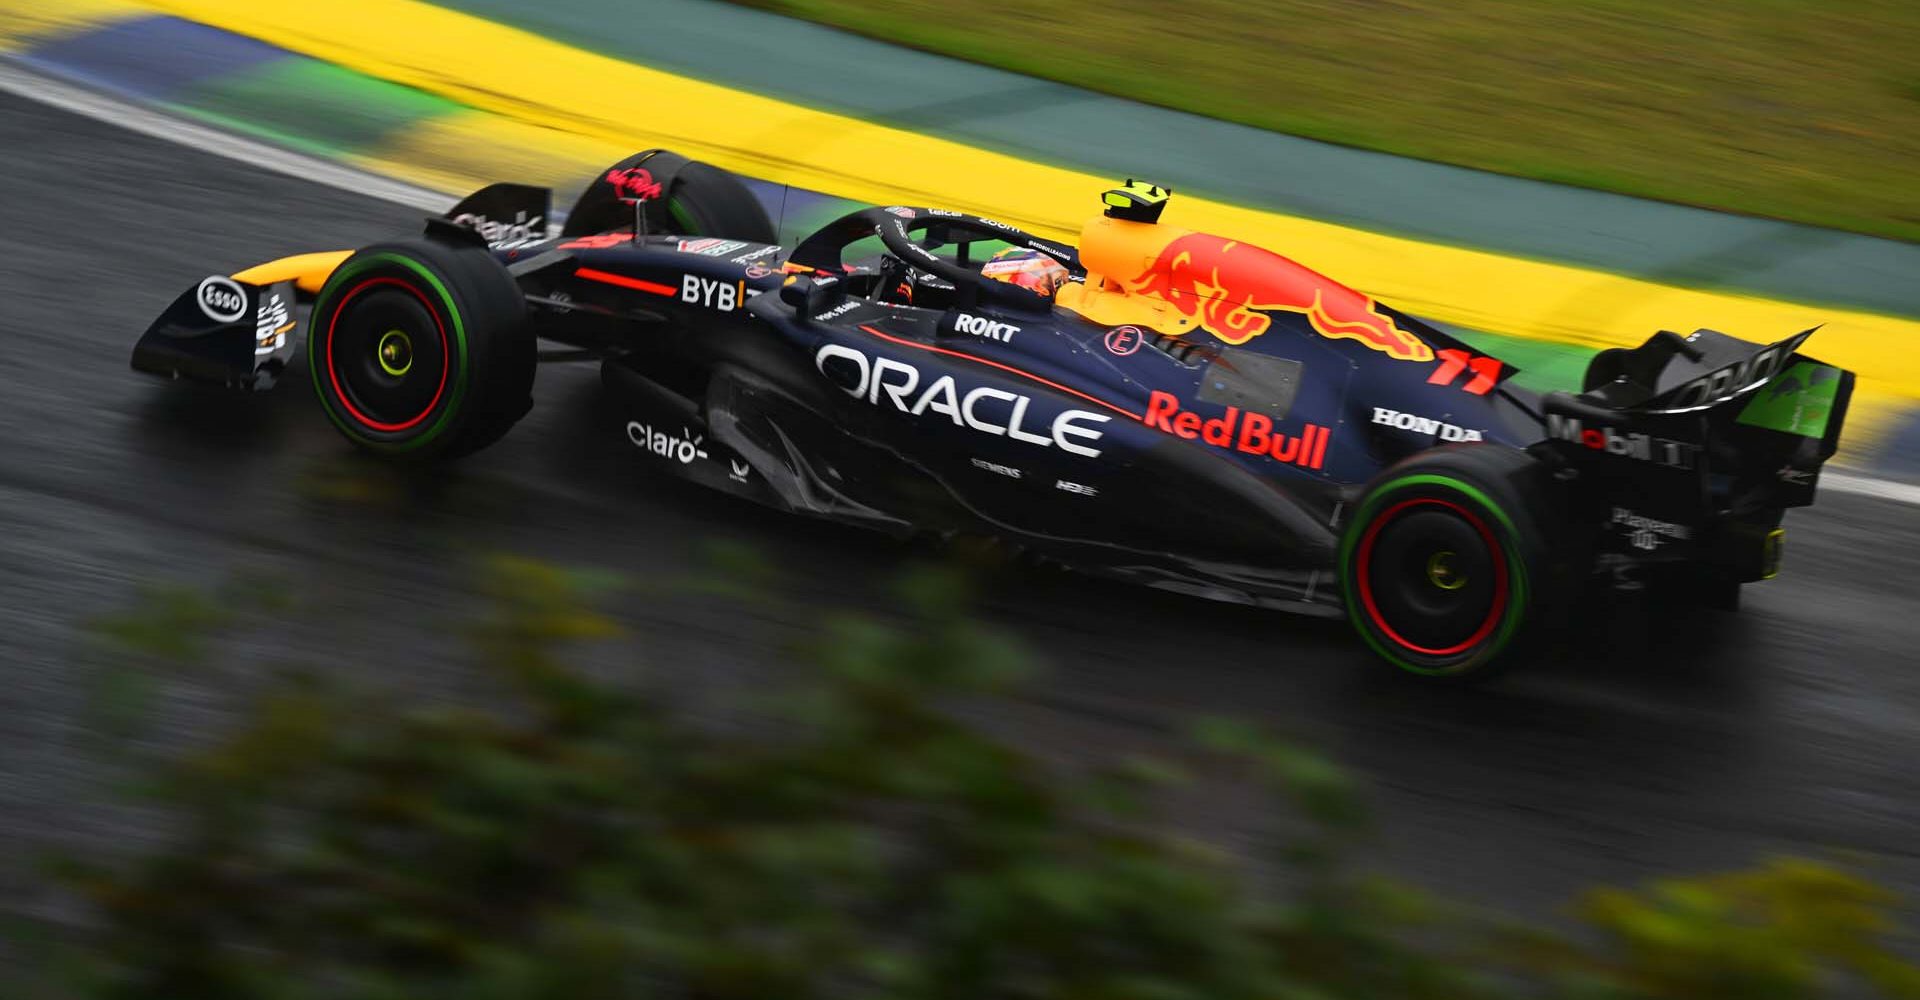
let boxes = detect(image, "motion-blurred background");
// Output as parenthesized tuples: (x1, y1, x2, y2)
(2, 0, 1918, 995)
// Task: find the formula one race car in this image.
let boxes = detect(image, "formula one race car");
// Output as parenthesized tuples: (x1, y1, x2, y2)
(132, 150, 1855, 679)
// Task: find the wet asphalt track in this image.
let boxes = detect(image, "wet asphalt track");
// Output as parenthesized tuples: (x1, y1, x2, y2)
(4, 89, 1920, 922)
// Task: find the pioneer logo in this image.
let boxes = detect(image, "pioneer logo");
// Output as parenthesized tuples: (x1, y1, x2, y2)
(815, 345, 1111, 457)
(1611, 507, 1691, 551)
(1371, 407, 1482, 442)
(1547, 414, 1695, 470)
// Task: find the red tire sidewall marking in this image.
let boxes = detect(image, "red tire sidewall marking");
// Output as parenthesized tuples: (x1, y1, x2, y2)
(324, 276, 452, 433)
(1355, 496, 1509, 658)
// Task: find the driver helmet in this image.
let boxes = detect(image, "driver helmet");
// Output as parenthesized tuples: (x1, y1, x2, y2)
(981, 247, 1070, 299)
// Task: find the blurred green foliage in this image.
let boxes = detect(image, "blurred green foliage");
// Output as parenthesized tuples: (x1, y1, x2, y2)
(17, 556, 1920, 998)
(734, 0, 1920, 243)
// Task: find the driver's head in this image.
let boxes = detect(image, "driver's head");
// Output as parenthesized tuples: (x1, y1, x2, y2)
(981, 247, 1070, 299)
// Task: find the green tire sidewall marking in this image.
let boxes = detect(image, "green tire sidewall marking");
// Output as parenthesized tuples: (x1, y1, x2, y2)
(1339, 472, 1531, 676)
(667, 199, 697, 233)
(308, 252, 470, 452)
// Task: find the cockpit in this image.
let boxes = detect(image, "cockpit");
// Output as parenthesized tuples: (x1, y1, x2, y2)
(782, 179, 1199, 335)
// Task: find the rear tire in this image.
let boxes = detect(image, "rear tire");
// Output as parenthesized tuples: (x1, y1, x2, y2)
(307, 239, 533, 460)
(1338, 446, 1569, 680)
(669, 159, 778, 244)
(563, 149, 778, 244)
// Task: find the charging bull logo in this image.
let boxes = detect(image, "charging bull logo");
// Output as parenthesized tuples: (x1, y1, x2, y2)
(605, 167, 663, 201)
(1130, 233, 1432, 361)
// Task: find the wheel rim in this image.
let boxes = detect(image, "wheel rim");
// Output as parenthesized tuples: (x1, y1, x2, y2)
(376, 329, 414, 377)
(1426, 549, 1467, 591)
(1356, 498, 1508, 657)
(324, 277, 450, 433)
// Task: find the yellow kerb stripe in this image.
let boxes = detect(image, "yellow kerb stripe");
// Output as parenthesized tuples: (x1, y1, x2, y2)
(0, 0, 149, 52)
(102, 0, 1920, 438)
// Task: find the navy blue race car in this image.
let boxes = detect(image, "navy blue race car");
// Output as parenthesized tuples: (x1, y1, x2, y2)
(133, 149, 1855, 678)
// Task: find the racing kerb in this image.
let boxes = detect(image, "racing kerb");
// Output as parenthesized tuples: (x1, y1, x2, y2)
(4, 0, 1918, 474)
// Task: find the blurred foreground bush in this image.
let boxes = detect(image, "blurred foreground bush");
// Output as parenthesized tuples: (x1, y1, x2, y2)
(19, 557, 1920, 998)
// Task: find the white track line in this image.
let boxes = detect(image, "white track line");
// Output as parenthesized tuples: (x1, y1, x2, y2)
(0, 60, 450, 212)
(1820, 471, 1920, 507)
(4, 59, 1917, 508)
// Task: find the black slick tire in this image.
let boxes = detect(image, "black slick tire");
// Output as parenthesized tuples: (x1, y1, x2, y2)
(1337, 445, 1568, 680)
(307, 238, 533, 460)
(563, 149, 777, 244)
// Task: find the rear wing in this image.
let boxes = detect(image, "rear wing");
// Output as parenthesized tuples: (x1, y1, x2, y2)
(1538, 327, 1852, 557)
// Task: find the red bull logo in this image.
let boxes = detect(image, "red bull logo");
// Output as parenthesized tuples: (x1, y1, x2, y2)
(1144, 392, 1329, 469)
(1129, 233, 1432, 361)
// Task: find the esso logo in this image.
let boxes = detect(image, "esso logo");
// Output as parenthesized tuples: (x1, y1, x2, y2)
(196, 276, 247, 324)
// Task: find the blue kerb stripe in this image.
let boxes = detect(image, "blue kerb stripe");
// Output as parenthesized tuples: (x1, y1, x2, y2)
(1869, 412, 1920, 483)
(19, 15, 292, 102)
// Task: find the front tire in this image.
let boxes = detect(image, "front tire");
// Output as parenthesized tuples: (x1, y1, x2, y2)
(307, 239, 533, 460)
(1338, 446, 1568, 680)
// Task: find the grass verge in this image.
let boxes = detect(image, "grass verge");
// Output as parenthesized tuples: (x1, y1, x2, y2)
(734, 0, 1920, 243)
